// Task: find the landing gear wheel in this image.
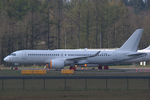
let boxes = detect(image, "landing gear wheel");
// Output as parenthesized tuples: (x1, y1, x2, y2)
(14, 67, 18, 70)
(70, 66, 76, 71)
(98, 66, 102, 70)
(104, 66, 108, 70)
(70, 66, 72, 70)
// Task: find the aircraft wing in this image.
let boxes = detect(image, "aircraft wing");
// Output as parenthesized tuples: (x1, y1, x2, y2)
(66, 51, 101, 62)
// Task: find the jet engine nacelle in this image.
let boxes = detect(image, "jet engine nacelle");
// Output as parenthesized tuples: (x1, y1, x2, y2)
(49, 59, 65, 69)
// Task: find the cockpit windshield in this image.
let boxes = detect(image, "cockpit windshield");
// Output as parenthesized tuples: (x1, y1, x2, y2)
(9, 53, 16, 56)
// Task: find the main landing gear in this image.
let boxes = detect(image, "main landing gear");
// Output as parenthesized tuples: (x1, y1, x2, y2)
(104, 66, 109, 70)
(98, 65, 109, 70)
(70, 66, 76, 70)
(98, 65, 102, 70)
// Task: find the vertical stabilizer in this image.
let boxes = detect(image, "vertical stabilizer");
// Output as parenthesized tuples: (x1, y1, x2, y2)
(118, 29, 143, 52)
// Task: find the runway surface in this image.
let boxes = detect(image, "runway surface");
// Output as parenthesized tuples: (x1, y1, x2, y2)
(45, 68, 150, 77)
(78, 68, 150, 73)
(0, 67, 150, 77)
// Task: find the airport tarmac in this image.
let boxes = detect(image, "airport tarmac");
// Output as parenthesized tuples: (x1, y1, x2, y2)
(0, 67, 150, 100)
(46, 68, 150, 76)
(71, 68, 150, 75)
(76, 68, 150, 73)
(1, 67, 150, 76)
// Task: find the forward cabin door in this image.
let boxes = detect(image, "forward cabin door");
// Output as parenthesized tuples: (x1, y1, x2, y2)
(21, 51, 27, 63)
(22, 51, 26, 57)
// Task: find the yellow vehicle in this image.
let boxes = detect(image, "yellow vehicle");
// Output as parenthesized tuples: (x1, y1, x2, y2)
(61, 69, 74, 74)
(21, 70, 46, 75)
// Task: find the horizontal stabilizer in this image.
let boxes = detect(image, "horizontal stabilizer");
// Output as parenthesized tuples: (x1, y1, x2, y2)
(142, 45, 150, 50)
(128, 52, 147, 57)
(118, 29, 144, 52)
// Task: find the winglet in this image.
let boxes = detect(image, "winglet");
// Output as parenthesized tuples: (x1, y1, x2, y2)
(117, 29, 144, 52)
(89, 51, 101, 57)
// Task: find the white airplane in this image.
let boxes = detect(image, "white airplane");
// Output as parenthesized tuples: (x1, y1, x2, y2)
(4, 29, 145, 69)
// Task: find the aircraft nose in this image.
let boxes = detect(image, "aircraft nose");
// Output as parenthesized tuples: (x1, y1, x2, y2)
(4, 57, 9, 62)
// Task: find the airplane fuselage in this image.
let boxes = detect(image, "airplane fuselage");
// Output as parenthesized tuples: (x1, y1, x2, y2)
(4, 49, 144, 68)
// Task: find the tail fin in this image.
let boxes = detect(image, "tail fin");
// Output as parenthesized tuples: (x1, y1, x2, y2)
(118, 29, 144, 52)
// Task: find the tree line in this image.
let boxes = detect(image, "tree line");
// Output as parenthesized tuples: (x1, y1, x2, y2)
(0, 0, 150, 64)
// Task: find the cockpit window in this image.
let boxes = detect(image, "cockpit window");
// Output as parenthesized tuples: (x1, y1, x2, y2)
(10, 53, 16, 56)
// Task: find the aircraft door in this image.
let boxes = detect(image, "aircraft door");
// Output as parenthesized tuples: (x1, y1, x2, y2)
(22, 51, 26, 57)
(21, 51, 27, 63)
